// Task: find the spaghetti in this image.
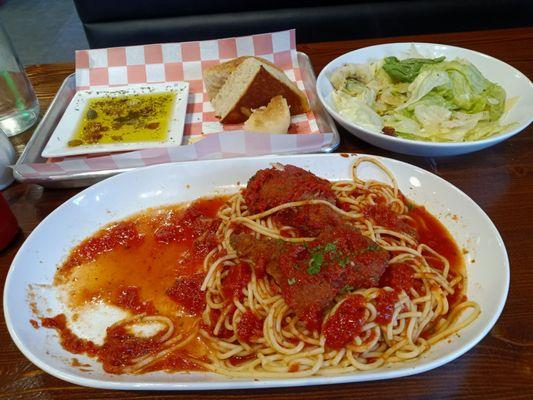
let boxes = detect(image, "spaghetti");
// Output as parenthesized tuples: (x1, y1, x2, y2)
(41, 157, 480, 376)
(195, 157, 480, 377)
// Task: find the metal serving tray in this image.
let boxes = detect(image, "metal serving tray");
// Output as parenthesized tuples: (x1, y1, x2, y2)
(14, 52, 340, 188)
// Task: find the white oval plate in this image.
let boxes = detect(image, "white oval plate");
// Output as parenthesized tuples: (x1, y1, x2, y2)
(4, 153, 509, 390)
(316, 43, 533, 156)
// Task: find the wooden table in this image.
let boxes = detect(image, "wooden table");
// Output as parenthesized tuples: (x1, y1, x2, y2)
(1, 27, 532, 399)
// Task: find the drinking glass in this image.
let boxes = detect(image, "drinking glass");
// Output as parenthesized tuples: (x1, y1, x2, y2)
(0, 22, 39, 137)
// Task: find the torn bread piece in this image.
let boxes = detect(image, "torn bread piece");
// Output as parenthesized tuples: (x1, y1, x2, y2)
(211, 57, 310, 124)
(204, 56, 280, 101)
(243, 95, 291, 134)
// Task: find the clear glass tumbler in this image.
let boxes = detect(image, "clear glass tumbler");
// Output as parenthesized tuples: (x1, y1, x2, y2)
(0, 22, 39, 137)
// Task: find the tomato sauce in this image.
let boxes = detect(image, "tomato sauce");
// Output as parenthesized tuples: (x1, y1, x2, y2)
(38, 175, 467, 373)
(142, 352, 206, 372)
(324, 295, 367, 349)
(153, 199, 222, 262)
(61, 221, 144, 273)
(201, 308, 233, 339)
(237, 311, 263, 343)
(408, 206, 465, 306)
(54, 197, 226, 317)
(41, 314, 99, 355)
(166, 274, 206, 315)
(99, 325, 162, 373)
(228, 354, 256, 366)
(363, 204, 412, 234)
(43, 197, 227, 374)
(288, 363, 300, 372)
(115, 286, 157, 315)
(373, 205, 465, 309)
(380, 263, 422, 293)
(374, 289, 399, 325)
(408, 206, 463, 272)
(222, 262, 251, 301)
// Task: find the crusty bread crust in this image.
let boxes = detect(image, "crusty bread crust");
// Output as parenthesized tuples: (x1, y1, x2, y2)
(220, 65, 309, 124)
(204, 57, 249, 100)
(204, 56, 281, 101)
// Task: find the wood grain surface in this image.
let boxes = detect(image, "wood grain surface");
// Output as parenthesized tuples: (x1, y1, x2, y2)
(1, 27, 532, 399)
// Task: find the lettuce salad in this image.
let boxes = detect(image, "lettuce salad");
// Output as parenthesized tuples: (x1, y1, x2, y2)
(330, 54, 512, 142)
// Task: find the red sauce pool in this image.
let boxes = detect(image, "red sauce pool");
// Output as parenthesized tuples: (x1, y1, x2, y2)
(364, 204, 412, 233)
(408, 206, 465, 306)
(44, 196, 227, 373)
(61, 221, 144, 273)
(54, 197, 226, 316)
(408, 206, 463, 273)
(115, 286, 157, 315)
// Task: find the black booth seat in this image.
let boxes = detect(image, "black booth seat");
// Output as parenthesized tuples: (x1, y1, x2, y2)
(73, 0, 533, 48)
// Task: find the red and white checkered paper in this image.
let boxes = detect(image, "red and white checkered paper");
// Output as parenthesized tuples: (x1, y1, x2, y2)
(14, 30, 335, 182)
(76, 29, 319, 138)
(15, 132, 334, 180)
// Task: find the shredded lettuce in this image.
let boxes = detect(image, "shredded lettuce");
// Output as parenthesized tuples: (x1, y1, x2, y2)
(330, 55, 511, 142)
(382, 56, 445, 83)
(331, 91, 383, 132)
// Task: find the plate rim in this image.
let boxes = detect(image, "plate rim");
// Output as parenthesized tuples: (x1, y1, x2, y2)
(3, 153, 510, 390)
(316, 41, 533, 149)
(41, 81, 190, 158)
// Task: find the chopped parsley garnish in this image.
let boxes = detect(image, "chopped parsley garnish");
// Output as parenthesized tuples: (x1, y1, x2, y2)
(307, 253, 324, 275)
(305, 242, 338, 275)
(287, 277, 297, 285)
(340, 285, 354, 294)
(305, 241, 358, 275)
(366, 244, 381, 252)
(338, 256, 350, 267)
(324, 242, 337, 252)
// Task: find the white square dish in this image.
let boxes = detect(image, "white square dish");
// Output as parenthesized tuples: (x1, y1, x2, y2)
(41, 82, 189, 158)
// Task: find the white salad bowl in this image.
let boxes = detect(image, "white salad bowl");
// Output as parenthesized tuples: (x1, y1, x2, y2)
(316, 42, 533, 156)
